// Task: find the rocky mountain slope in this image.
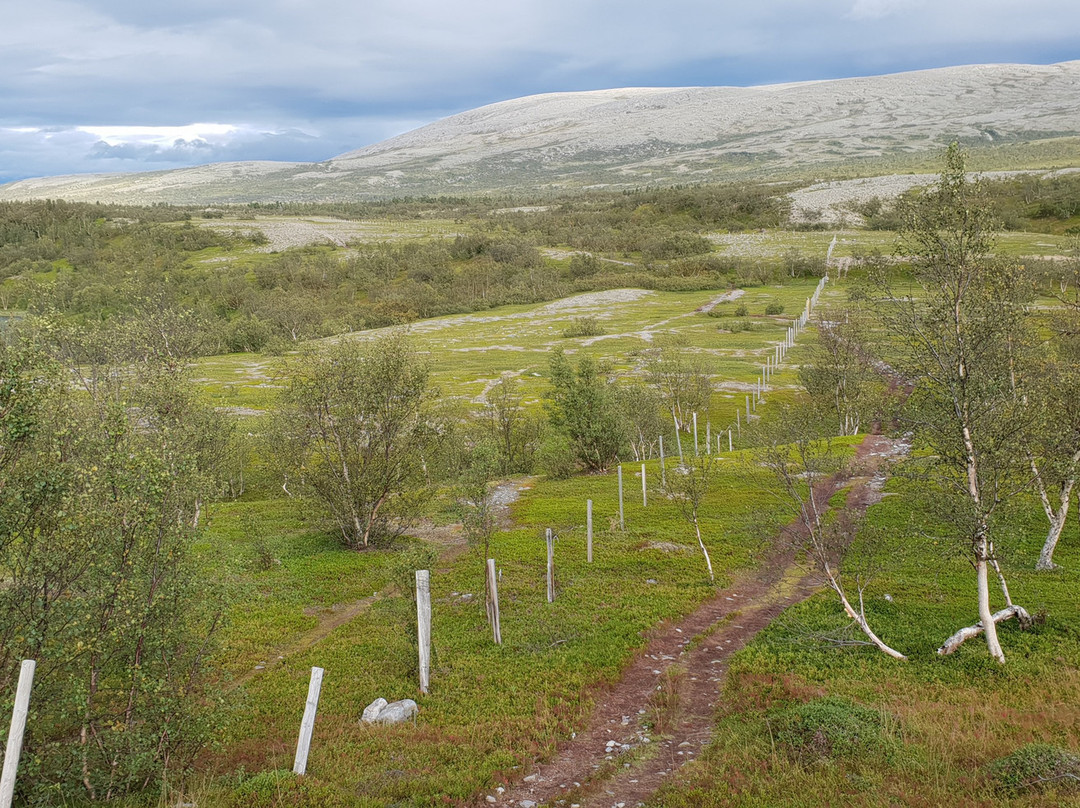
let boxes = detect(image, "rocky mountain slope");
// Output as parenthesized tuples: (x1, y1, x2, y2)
(2, 61, 1079, 204)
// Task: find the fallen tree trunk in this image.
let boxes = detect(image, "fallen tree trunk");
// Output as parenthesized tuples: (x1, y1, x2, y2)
(937, 604, 1032, 656)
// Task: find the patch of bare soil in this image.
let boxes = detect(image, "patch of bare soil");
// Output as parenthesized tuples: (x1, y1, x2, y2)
(482, 433, 899, 808)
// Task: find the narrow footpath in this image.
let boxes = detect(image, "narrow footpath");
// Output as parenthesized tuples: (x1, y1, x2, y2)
(485, 433, 900, 808)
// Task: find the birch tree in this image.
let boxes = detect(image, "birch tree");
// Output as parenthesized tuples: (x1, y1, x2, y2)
(667, 454, 716, 582)
(643, 336, 713, 435)
(274, 332, 434, 549)
(757, 419, 907, 660)
(799, 306, 887, 436)
(873, 144, 1034, 663)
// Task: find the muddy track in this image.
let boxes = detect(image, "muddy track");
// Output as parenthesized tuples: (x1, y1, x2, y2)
(484, 433, 899, 808)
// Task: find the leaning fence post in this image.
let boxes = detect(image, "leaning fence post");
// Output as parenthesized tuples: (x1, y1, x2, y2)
(293, 665, 324, 776)
(672, 410, 684, 460)
(586, 499, 593, 563)
(617, 465, 625, 530)
(416, 570, 431, 694)
(546, 529, 555, 602)
(0, 659, 35, 808)
(486, 559, 502, 644)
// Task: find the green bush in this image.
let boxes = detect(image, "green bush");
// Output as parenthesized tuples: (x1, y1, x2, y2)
(765, 301, 785, 315)
(774, 697, 898, 762)
(987, 743, 1080, 794)
(536, 432, 577, 479)
(734, 303, 749, 317)
(561, 316, 606, 338)
(724, 319, 753, 333)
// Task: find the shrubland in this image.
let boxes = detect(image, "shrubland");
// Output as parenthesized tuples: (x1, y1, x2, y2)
(0, 153, 1078, 805)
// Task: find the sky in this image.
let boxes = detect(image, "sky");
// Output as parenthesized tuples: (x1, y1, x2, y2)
(2, 0, 1078, 183)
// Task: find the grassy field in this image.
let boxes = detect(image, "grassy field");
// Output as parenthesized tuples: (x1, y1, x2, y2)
(142, 222, 1079, 806)
(650, 477, 1080, 807)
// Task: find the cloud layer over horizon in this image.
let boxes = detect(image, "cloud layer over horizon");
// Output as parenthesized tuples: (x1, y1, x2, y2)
(2, 0, 1078, 182)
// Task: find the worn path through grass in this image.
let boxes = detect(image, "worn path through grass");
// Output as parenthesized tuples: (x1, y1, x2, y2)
(490, 433, 900, 808)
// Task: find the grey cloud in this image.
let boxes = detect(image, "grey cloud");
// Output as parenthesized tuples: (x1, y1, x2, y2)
(1, 0, 1078, 180)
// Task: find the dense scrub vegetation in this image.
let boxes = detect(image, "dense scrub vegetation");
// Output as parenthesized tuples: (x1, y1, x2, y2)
(0, 184, 803, 356)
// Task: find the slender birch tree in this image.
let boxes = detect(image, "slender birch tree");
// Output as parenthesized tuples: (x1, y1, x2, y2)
(873, 144, 1034, 663)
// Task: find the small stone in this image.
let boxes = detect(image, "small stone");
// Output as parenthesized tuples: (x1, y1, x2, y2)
(361, 697, 388, 723)
(485, 797, 496, 804)
(678, 741, 692, 748)
(374, 698, 417, 725)
(523, 773, 538, 783)
(520, 801, 538, 808)
(496, 786, 505, 794)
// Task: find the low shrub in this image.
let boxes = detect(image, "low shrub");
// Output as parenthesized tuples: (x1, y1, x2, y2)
(764, 301, 785, 315)
(774, 696, 898, 762)
(987, 743, 1080, 794)
(562, 316, 606, 338)
(734, 303, 749, 317)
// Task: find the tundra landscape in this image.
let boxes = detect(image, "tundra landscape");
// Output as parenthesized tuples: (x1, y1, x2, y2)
(1, 54, 1080, 808)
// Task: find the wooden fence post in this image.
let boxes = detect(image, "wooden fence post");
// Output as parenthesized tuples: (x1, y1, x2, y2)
(416, 570, 431, 694)
(659, 435, 666, 488)
(692, 412, 699, 456)
(586, 499, 593, 563)
(706, 421, 711, 455)
(546, 529, 555, 602)
(293, 666, 324, 776)
(728, 428, 733, 452)
(672, 410, 684, 460)
(0, 659, 36, 808)
(641, 463, 647, 507)
(617, 466, 626, 529)
(486, 559, 502, 644)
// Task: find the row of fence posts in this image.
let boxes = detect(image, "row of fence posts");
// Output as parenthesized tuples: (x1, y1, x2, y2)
(732, 274, 828, 434)
(2, 277, 839, 787)
(297, 277, 840, 777)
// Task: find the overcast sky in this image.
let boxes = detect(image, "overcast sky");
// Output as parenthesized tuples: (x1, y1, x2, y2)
(2, 0, 1077, 183)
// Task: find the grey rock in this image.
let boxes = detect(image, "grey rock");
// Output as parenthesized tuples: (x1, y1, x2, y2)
(361, 697, 388, 724)
(375, 698, 418, 725)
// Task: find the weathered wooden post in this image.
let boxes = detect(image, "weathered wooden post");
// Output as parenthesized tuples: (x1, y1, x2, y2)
(706, 420, 711, 455)
(0, 659, 35, 807)
(746, 396, 750, 419)
(486, 559, 502, 644)
(672, 410, 684, 460)
(546, 529, 555, 602)
(586, 499, 593, 563)
(293, 665, 325, 776)
(659, 435, 666, 488)
(736, 408, 741, 436)
(728, 428, 733, 452)
(641, 463, 647, 507)
(416, 570, 431, 694)
(617, 465, 625, 530)
(692, 412, 699, 456)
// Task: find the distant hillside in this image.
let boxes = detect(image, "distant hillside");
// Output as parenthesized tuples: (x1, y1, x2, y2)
(2, 61, 1080, 204)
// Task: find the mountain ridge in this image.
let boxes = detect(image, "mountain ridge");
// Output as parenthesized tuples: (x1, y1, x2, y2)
(3, 61, 1079, 204)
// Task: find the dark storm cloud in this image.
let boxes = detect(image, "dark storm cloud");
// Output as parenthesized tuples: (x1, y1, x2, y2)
(1, 0, 1077, 181)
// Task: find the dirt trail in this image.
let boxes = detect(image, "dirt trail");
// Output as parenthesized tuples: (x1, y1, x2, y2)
(485, 433, 898, 808)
